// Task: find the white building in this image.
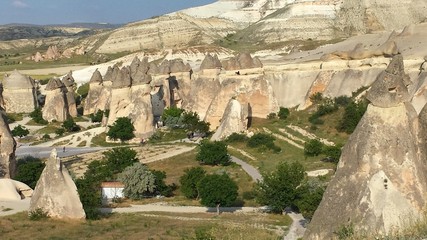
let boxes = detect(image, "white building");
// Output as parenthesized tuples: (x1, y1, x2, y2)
(101, 182, 124, 200)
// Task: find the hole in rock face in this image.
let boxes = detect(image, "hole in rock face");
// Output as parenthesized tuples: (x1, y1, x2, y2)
(388, 87, 397, 93)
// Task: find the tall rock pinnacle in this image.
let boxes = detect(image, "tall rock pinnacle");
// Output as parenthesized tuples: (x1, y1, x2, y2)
(304, 55, 427, 239)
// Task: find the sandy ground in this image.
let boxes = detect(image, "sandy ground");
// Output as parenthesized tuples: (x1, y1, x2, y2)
(36, 126, 106, 147)
(0, 198, 30, 216)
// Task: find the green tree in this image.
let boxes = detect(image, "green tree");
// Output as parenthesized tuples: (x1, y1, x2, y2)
(62, 118, 80, 132)
(14, 156, 45, 189)
(55, 128, 65, 136)
(162, 107, 185, 127)
(103, 147, 138, 175)
(196, 140, 230, 166)
(151, 170, 175, 197)
(11, 124, 29, 138)
(278, 107, 290, 120)
(29, 108, 47, 125)
(182, 111, 210, 133)
(75, 177, 102, 220)
(107, 117, 135, 142)
(256, 162, 305, 213)
(337, 100, 368, 134)
(247, 133, 281, 153)
(295, 180, 325, 220)
(304, 139, 324, 157)
(180, 167, 206, 199)
(89, 109, 104, 123)
(198, 173, 238, 209)
(119, 162, 156, 200)
(322, 145, 342, 164)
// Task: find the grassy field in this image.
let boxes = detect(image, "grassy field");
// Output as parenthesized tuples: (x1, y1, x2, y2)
(0, 211, 288, 240)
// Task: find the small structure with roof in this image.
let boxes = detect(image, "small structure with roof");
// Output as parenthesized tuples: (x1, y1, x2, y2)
(101, 181, 124, 201)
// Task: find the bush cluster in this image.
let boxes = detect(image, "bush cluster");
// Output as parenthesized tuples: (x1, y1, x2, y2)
(196, 140, 230, 166)
(247, 133, 281, 153)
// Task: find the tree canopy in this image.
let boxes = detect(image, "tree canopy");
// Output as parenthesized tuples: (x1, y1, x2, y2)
(256, 161, 305, 213)
(14, 156, 45, 189)
(198, 173, 238, 207)
(107, 117, 135, 142)
(196, 140, 230, 166)
(11, 124, 29, 138)
(180, 167, 206, 199)
(119, 162, 156, 200)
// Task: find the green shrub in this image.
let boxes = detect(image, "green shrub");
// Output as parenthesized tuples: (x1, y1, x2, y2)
(337, 100, 368, 134)
(180, 167, 206, 199)
(62, 118, 80, 132)
(14, 156, 45, 189)
(29, 108, 48, 125)
(322, 145, 342, 164)
(278, 107, 290, 120)
(304, 139, 324, 157)
(28, 208, 49, 221)
(196, 140, 230, 166)
(119, 162, 156, 200)
(107, 117, 135, 142)
(267, 113, 277, 119)
(55, 128, 65, 136)
(11, 124, 29, 137)
(152, 170, 176, 197)
(89, 110, 104, 123)
(247, 133, 275, 148)
(198, 173, 238, 207)
(225, 133, 248, 143)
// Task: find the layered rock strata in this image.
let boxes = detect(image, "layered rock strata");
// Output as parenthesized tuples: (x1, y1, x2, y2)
(304, 55, 427, 239)
(30, 149, 85, 220)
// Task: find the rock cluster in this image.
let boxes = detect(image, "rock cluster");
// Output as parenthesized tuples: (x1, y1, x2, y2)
(222, 53, 263, 71)
(30, 149, 85, 219)
(85, 56, 192, 138)
(304, 55, 427, 239)
(0, 111, 16, 178)
(200, 54, 222, 70)
(1, 70, 38, 113)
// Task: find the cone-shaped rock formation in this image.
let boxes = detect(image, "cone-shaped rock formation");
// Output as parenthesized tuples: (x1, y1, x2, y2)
(304, 55, 427, 239)
(29, 149, 85, 220)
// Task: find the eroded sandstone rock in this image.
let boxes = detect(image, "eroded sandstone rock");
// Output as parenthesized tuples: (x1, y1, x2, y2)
(2, 70, 38, 113)
(211, 98, 247, 141)
(62, 71, 77, 117)
(29, 149, 85, 220)
(200, 54, 222, 70)
(42, 78, 69, 122)
(0, 111, 16, 178)
(304, 54, 427, 239)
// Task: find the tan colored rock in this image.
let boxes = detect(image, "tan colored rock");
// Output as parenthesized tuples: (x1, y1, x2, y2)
(62, 71, 78, 117)
(305, 55, 427, 239)
(200, 54, 222, 70)
(205, 74, 278, 129)
(33, 52, 43, 62)
(29, 149, 85, 220)
(2, 70, 38, 113)
(211, 98, 247, 141)
(42, 78, 69, 122)
(366, 55, 411, 108)
(0, 111, 16, 178)
(222, 53, 263, 71)
(0, 179, 33, 200)
(45, 45, 61, 60)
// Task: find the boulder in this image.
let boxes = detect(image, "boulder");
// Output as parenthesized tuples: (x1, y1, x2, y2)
(29, 149, 85, 220)
(42, 78, 69, 122)
(304, 54, 427, 239)
(0, 179, 33, 200)
(211, 98, 247, 141)
(0, 111, 16, 178)
(2, 70, 38, 113)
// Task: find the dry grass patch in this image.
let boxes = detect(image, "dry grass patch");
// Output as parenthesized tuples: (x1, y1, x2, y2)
(0, 211, 286, 240)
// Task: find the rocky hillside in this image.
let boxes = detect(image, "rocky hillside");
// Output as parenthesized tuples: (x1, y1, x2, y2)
(91, 0, 427, 53)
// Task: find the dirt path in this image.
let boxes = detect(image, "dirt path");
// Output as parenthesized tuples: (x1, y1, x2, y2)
(283, 212, 307, 240)
(263, 127, 304, 149)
